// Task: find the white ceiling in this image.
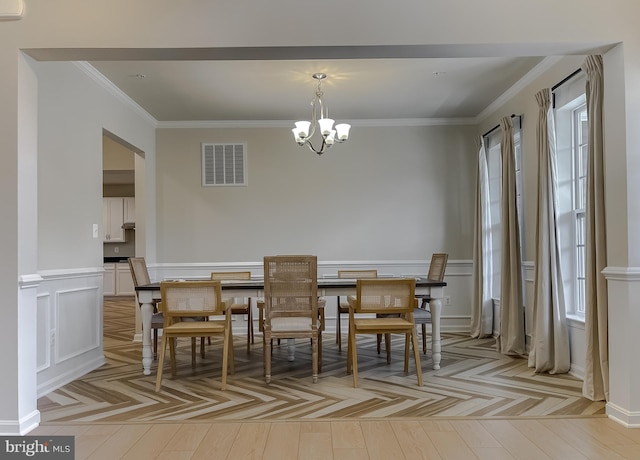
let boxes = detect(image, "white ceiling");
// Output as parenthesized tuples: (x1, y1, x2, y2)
(89, 56, 545, 123)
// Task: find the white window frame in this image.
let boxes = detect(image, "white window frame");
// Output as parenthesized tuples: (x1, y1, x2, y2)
(554, 74, 587, 321)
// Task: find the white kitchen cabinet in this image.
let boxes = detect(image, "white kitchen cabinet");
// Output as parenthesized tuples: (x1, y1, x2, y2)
(103, 197, 125, 243)
(116, 263, 135, 296)
(103, 263, 116, 296)
(124, 197, 135, 224)
(104, 263, 135, 296)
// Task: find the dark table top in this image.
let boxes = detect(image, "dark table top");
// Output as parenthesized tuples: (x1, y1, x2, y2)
(135, 277, 446, 291)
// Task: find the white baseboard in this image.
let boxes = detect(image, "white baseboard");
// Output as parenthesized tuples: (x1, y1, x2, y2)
(37, 355, 105, 398)
(606, 402, 640, 428)
(0, 409, 40, 435)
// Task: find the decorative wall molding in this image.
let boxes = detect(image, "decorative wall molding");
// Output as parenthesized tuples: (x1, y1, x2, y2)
(38, 266, 104, 281)
(55, 287, 101, 364)
(602, 266, 640, 281)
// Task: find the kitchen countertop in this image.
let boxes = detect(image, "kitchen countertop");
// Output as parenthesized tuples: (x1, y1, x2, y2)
(104, 257, 132, 263)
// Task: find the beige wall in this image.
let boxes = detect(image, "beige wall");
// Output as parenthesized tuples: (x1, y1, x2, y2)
(156, 125, 477, 263)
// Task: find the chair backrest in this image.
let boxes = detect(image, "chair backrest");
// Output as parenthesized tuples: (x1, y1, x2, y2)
(427, 253, 448, 281)
(159, 281, 223, 318)
(337, 269, 378, 279)
(129, 257, 151, 287)
(210, 271, 251, 281)
(353, 278, 416, 315)
(263, 255, 318, 325)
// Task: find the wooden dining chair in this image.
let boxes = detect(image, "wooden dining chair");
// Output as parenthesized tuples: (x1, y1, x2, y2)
(335, 269, 378, 352)
(155, 280, 234, 392)
(263, 255, 321, 384)
(347, 278, 422, 387)
(414, 253, 448, 354)
(210, 271, 254, 353)
(129, 257, 165, 359)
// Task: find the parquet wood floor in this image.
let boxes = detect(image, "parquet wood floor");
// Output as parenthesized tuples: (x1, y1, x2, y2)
(38, 297, 605, 424)
(33, 298, 638, 459)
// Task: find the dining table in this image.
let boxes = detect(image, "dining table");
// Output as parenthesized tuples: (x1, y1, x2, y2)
(135, 276, 447, 376)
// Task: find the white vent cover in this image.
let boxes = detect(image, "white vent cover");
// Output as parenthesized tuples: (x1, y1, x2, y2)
(202, 143, 246, 186)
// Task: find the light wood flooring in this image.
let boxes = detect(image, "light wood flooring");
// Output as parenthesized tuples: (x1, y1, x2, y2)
(32, 297, 638, 459)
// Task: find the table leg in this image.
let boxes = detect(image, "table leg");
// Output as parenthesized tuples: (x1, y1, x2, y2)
(140, 301, 154, 375)
(429, 297, 443, 370)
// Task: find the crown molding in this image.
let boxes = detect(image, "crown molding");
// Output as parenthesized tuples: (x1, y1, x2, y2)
(74, 62, 158, 127)
(156, 117, 477, 129)
(474, 56, 563, 124)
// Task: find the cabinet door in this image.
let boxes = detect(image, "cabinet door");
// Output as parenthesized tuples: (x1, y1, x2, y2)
(103, 264, 116, 296)
(116, 263, 135, 296)
(124, 197, 135, 224)
(103, 198, 125, 243)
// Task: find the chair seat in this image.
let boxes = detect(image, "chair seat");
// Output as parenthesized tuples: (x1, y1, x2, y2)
(164, 319, 226, 335)
(151, 312, 164, 327)
(415, 294, 432, 300)
(413, 308, 432, 323)
(354, 317, 414, 332)
(229, 302, 249, 312)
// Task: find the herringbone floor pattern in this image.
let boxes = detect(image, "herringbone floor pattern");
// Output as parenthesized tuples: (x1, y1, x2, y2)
(37, 298, 605, 423)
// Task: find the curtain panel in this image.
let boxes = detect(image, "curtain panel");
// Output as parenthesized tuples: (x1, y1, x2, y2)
(582, 55, 609, 401)
(528, 88, 570, 374)
(498, 116, 526, 356)
(471, 138, 494, 338)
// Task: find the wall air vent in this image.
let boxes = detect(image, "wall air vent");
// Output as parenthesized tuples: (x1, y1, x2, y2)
(202, 143, 247, 186)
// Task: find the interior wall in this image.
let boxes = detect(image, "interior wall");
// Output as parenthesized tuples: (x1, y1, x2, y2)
(155, 125, 477, 263)
(33, 60, 156, 400)
(36, 61, 155, 271)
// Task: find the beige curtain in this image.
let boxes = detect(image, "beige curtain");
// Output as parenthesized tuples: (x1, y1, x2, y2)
(471, 138, 493, 338)
(528, 88, 570, 373)
(498, 116, 526, 355)
(582, 55, 609, 401)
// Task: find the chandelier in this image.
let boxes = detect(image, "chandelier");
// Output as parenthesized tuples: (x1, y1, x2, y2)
(292, 73, 351, 155)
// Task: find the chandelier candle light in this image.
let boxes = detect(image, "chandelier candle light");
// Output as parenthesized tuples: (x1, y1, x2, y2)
(292, 73, 351, 155)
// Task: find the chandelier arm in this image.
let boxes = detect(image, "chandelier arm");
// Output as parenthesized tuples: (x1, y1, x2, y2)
(303, 138, 329, 155)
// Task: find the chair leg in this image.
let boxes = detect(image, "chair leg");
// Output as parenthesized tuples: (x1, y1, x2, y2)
(422, 324, 427, 354)
(412, 330, 423, 387)
(376, 334, 381, 354)
(336, 298, 342, 351)
(170, 337, 177, 377)
(404, 333, 410, 373)
(385, 333, 391, 364)
(312, 335, 318, 383)
(265, 332, 272, 384)
(318, 330, 323, 373)
(247, 305, 254, 351)
(153, 329, 158, 360)
(201, 337, 205, 359)
(191, 337, 196, 368)
(221, 328, 229, 390)
(155, 333, 169, 392)
(350, 327, 359, 388)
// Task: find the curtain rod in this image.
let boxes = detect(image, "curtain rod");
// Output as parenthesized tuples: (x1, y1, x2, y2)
(482, 114, 519, 138)
(551, 68, 582, 92)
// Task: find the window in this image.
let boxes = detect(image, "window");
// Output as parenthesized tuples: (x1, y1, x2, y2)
(554, 73, 587, 319)
(202, 143, 247, 186)
(485, 118, 523, 300)
(573, 105, 588, 316)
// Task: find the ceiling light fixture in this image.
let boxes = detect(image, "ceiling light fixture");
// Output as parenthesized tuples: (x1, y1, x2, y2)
(292, 73, 351, 156)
